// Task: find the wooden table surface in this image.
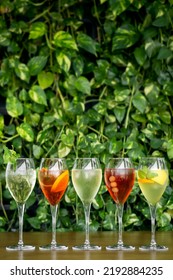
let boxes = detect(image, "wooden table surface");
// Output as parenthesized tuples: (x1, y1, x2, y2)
(0, 231, 172, 260)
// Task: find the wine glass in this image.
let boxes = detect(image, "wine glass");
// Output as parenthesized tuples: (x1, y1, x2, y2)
(38, 158, 69, 250)
(104, 158, 135, 250)
(5, 158, 36, 251)
(71, 158, 102, 250)
(137, 157, 169, 251)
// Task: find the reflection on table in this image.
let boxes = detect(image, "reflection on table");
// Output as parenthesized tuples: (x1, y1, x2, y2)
(0, 231, 172, 260)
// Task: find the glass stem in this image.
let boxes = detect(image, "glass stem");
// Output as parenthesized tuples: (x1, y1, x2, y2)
(83, 203, 91, 246)
(149, 203, 157, 247)
(117, 203, 124, 246)
(50, 204, 58, 247)
(17, 203, 25, 247)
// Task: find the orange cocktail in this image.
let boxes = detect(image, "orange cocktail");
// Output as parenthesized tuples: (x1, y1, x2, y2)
(38, 168, 69, 206)
(38, 158, 69, 250)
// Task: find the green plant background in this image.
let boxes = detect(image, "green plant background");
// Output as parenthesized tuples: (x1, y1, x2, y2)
(0, 0, 173, 233)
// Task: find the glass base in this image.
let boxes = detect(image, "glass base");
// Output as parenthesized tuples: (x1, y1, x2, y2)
(106, 244, 135, 251)
(6, 245, 35, 251)
(39, 244, 68, 251)
(72, 244, 101, 251)
(139, 244, 168, 251)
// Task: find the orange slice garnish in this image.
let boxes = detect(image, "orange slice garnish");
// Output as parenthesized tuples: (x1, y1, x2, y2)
(138, 178, 154, 184)
(51, 170, 69, 193)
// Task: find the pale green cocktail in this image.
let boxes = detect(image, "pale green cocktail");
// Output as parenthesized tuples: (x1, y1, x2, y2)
(71, 158, 102, 250)
(72, 169, 102, 204)
(7, 170, 36, 204)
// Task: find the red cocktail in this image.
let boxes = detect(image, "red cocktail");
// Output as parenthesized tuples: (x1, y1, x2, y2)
(104, 158, 135, 251)
(104, 168, 135, 204)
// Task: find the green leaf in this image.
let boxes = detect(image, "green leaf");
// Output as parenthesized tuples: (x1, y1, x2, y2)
(123, 213, 140, 227)
(16, 123, 34, 142)
(153, 15, 169, 27)
(157, 46, 172, 60)
(91, 141, 105, 154)
(138, 169, 147, 179)
(167, 139, 173, 160)
(94, 59, 112, 85)
(159, 111, 171, 124)
(53, 31, 78, 50)
(58, 142, 71, 157)
(114, 88, 130, 101)
(150, 138, 163, 149)
(145, 39, 161, 58)
(157, 212, 171, 227)
(0, 30, 11, 46)
(9, 20, 27, 34)
(33, 144, 44, 159)
(61, 129, 75, 146)
(0, 216, 6, 227)
(114, 106, 126, 123)
(132, 92, 147, 113)
(131, 113, 146, 123)
(27, 217, 41, 229)
(143, 27, 158, 40)
(0, 115, 4, 131)
(29, 22, 47, 39)
(37, 129, 54, 145)
(109, 140, 123, 154)
(4, 124, 15, 136)
(93, 101, 107, 115)
(72, 57, 84, 77)
(56, 51, 71, 73)
(29, 85, 47, 106)
(15, 63, 30, 83)
(6, 96, 23, 117)
(12, 137, 22, 151)
(38, 71, 54, 89)
(77, 33, 97, 56)
(109, 0, 131, 16)
(74, 76, 91, 95)
(163, 81, 173, 96)
(112, 24, 140, 50)
(27, 56, 48, 76)
(19, 89, 28, 101)
(134, 47, 146, 66)
(138, 167, 157, 180)
(144, 83, 160, 105)
(24, 113, 41, 127)
(3, 146, 20, 164)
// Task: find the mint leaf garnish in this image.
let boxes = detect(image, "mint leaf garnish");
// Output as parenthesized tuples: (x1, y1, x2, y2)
(138, 166, 158, 179)
(138, 170, 146, 179)
(147, 170, 158, 179)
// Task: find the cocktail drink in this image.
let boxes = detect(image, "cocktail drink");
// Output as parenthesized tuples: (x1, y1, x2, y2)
(39, 169, 69, 206)
(38, 158, 69, 250)
(105, 169, 135, 204)
(72, 169, 102, 204)
(138, 170, 168, 205)
(6, 158, 36, 250)
(104, 158, 135, 250)
(72, 158, 102, 250)
(137, 157, 169, 251)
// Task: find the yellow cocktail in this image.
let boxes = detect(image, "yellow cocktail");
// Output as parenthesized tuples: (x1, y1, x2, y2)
(137, 157, 169, 251)
(137, 169, 168, 205)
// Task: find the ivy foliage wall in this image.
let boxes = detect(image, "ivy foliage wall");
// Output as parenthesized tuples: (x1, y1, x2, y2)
(0, 0, 173, 232)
